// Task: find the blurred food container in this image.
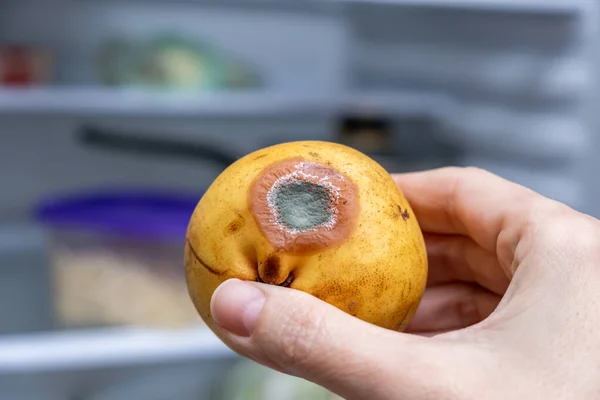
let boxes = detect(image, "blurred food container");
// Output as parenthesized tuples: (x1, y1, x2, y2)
(0, 46, 52, 86)
(96, 33, 262, 90)
(34, 189, 204, 330)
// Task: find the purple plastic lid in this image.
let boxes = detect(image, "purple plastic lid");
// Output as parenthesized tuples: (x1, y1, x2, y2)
(34, 189, 203, 241)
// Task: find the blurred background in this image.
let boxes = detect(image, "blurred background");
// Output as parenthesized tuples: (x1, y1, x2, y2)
(0, 0, 598, 399)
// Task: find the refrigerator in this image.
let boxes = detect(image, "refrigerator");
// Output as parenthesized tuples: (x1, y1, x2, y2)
(0, 1, 597, 398)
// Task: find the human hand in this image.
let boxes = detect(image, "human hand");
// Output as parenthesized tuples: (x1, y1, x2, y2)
(210, 167, 600, 400)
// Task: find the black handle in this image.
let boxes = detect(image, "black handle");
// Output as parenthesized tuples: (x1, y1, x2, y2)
(77, 126, 239, 168)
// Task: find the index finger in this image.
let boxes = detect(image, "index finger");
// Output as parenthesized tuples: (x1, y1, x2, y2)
(392, 167, 546, 256)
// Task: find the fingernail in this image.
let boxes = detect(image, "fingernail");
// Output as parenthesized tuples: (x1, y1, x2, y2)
(210, 279, 266, 337)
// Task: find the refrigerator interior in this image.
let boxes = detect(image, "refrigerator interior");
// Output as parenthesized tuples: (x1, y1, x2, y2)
(0, 1, 598, 399)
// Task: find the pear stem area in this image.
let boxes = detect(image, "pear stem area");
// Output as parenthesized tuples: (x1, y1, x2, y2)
(258, 272, 294, 287)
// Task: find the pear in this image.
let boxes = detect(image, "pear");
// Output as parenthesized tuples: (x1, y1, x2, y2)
(185, 141, 427, 334)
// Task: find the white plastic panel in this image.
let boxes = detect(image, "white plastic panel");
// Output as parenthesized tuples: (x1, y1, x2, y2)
(460, 155, 583, 208)
(0, 327, 234, 372)
(443, 103, 591, 161)
(344, 0, 596, 211)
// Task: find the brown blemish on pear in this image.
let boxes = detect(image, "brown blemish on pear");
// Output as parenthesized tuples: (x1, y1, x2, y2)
(348, 300, 359, 315)
(257, 254, 296, 287)
(224, 213, 245, 236)
(260, 254, 281, 284)
(397, 205, 410, 221)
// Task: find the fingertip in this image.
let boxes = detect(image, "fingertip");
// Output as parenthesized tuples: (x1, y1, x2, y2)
(210, 278, 266, 337)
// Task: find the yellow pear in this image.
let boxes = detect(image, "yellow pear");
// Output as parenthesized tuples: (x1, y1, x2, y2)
(185, 141, 427, 334)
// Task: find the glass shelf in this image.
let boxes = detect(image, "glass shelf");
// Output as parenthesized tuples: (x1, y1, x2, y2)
(0, 86, 454, 118)
(337, 0, 589, 14)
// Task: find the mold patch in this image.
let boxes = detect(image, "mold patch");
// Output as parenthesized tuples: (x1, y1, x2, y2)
(270, 181, 333, 232)
(249, 157, 360, 253)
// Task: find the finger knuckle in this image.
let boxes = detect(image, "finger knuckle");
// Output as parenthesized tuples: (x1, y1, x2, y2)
(531, 201, 600, 255)
(461, 165, 492, 177)
(270, 301, 327, 371)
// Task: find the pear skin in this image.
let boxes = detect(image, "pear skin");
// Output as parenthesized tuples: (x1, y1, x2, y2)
(185, 141, 427, 335)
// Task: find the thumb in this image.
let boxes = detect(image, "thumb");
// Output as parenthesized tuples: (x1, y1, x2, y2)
(210, 278, 477, 400)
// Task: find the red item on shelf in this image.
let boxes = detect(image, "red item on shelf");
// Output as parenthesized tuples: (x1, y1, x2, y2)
(0, 46, 51, 86)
